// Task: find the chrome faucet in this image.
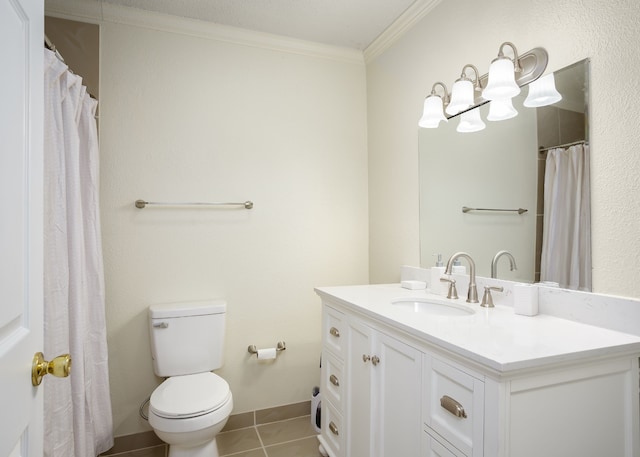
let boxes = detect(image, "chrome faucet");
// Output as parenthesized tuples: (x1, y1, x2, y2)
(445, 252, 478, 303)
(491, 250, 517, 279)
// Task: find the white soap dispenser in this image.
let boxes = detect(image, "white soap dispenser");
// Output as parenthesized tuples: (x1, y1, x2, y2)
(430, 254, 447, 296)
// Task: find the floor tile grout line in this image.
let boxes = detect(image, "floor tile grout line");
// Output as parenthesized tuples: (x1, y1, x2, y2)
(263, 434, 319, 449)
(219, 425, 267, 457)
(219, 442, 265, 457)
(255, 417, 317, 448)
(100, 443, 167, 456)
(255, 414, 312, 427)
(255, 424, 267, 449)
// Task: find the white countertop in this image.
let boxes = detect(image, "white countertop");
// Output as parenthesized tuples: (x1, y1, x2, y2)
(315, 283, 640, 374)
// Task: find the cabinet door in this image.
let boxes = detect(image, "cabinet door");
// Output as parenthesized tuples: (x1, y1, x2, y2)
(346, 319, 374, 457)
(375, 333, 422, 457)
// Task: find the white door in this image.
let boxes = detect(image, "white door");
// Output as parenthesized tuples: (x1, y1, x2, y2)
(0, 0, 44, 455)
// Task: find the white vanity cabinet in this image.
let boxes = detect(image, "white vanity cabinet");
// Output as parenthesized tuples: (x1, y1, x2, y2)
(317, 286, 640, 457)
(320, 305, 422, 457)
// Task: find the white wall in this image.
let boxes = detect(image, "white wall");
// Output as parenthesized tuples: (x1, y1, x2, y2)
(94, 15, 368, 435)
(367, 0, 640, 299)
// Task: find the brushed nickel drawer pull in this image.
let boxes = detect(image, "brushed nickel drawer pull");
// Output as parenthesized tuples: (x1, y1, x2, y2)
(362, 354, 371, 363)
(329, 421, 339, 435)
(330, 374, 340, 386)
(371, 355, 380, 366)
(329, 327, 340, 337)
(440, 395, 467, 419)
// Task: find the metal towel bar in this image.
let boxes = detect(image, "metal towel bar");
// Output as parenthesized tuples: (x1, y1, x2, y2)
(462, 206, 527, 215)
(135, 199, 253, 209)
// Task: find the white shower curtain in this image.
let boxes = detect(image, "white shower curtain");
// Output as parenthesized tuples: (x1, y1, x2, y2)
(540, 144, 592, 291)
(43, 49, 113, 456)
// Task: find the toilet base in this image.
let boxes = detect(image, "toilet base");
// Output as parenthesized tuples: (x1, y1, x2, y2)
(168, 437, 218, 457)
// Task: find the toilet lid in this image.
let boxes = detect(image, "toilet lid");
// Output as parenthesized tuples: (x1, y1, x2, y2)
(150, 372, 231, 419)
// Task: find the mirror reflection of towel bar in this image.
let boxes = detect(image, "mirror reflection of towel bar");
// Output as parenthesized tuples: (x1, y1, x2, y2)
(462, 206, 528, 215)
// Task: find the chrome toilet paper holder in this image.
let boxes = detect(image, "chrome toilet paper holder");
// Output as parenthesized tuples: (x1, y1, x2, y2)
(247, 341, 286, 356)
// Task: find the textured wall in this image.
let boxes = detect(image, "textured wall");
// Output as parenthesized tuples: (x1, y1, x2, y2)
(367, 0, 640, 298)
(99, 20, 369, 435)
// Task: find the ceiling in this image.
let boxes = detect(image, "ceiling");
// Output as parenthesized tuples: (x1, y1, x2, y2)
(94, 0, 419, 50)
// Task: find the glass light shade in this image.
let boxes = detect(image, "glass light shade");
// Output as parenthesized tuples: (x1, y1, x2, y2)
(446, 79, 474, 115)
(456, 108, 486, 133)
(482, 58, 521, 100)
(418, 95, 448, 128)
(524, 73, 562, 107)
(487, 97, 518, 121)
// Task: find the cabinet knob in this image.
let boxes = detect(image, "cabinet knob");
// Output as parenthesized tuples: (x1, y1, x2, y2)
(329, 374, 340, 387)
(371, 355, 380, 366)
(362, 354, 371, 363)
(329, 421, 340, 436)
(440, 395, 467, 419)
(329, 327, 340, 338)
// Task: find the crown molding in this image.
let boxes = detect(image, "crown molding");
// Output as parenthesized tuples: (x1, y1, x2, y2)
(364, 0, 442, 64)
(45, 0, 365, 65)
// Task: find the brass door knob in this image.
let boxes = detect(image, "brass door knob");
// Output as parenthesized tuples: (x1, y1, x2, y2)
(32, 352, 72, 386)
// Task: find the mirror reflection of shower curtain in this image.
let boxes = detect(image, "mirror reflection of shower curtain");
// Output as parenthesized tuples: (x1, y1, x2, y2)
(43, 49, 113, 456)
(540, 144, 592, 291)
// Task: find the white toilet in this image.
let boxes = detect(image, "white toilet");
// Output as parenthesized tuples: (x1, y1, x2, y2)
(148, 300, 233, 457)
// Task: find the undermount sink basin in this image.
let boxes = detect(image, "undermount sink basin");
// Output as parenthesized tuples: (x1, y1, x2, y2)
(391, 297, 475, 316)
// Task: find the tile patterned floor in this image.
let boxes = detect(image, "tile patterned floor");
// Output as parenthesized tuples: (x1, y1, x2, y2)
(103, 415, 322, 457)
(218, 415, 322, 457)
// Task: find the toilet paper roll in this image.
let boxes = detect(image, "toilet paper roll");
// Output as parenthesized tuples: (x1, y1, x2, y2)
(257, 347, 277, 360)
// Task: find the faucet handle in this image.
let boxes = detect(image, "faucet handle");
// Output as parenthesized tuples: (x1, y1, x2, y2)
(440, 277, 459, 300)
(481, 286, 504, 308)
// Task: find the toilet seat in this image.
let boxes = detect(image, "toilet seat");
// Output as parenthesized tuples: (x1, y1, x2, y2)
(150, 372, 231, 419)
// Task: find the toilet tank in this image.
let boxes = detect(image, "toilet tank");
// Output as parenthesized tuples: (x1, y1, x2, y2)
(149, 300, 226, 377)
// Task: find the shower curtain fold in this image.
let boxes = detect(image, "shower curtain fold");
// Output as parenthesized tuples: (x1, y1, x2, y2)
(540, 144, 592, 291)
(43, 49, 114, 457)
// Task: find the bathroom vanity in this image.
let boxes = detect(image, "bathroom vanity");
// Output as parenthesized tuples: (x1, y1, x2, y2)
(316, 284, 640, 457)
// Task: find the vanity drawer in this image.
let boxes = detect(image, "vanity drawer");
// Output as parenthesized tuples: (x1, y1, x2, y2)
(322, 352, 344, 412)
(423, 429, 466, 457)
(323, 306, 345, 358)
(424, 356, 484, 457)
(322, 399, 344, 457)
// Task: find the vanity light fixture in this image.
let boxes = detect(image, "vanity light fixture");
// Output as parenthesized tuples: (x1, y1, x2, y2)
(456, 107, 486, 133)
(418, 43, 549, 132)
(482, 42, 522, 101)
(446, 64, 482, 115)
(523, 73, 562, 107)
(487, 97, 518, 121)
(418, 82, 449, 128)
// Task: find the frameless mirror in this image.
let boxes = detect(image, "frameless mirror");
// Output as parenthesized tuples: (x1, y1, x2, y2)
(419, 59, 590, 290)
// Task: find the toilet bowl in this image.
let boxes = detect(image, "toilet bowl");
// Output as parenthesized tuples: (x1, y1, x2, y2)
(147, 300, 232, 457)
(149, 373, 233, 457)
